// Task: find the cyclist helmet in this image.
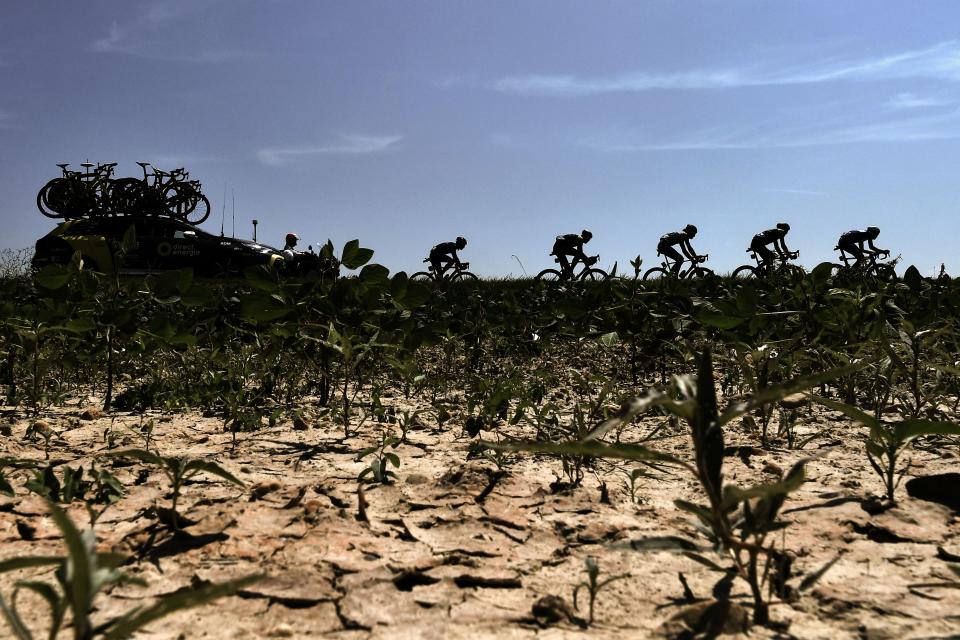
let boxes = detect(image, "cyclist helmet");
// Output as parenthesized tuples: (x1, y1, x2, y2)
(456, 236, 467, 249)
(776, 222, 790, 231)
(285, 232, 299, 245)
(684, 224, 698, 236)
(866, 226, 880, 237)
(581, 229, 593, 242)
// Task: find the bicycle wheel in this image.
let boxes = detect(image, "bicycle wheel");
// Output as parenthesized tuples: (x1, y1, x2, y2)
(731, 265, 757, 279)
(642, 267, 670, 281)
(535, 269, 564, 282)
(689, 267, 715, 279)
(451, 271, 479, 282)
(36, 179, 66, 218)
(110, 178, 144, 215)
(162, 184, 191, 218)
(579, 268, 609, 281)
(410, 271, 434, 283)
(185, 193, 211, 224)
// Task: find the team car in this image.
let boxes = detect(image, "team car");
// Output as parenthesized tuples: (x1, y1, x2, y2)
(31, 216, 332, 277)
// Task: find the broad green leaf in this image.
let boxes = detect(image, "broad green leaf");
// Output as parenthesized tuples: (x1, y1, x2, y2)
(34, 265, 73, 291)
(896, 419, 960, 442)
(46, 502, 93, 620)
(243, 265, 280, 293)
(101, 449, 165, 467)
(0, 557, 63, 574)
(183, 460, 245, 488)
(808, 395, 879, 430)
(598, 331, 619, 347)
(341, 240, 374, 270)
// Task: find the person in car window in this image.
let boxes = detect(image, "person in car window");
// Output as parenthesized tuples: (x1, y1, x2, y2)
(282, 232, 299, 260)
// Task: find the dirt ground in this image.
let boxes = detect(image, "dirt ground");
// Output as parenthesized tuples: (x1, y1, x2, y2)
(1, 392, 959, 639)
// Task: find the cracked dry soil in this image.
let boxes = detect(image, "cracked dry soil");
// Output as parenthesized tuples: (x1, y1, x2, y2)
(1, 394, 959, 639)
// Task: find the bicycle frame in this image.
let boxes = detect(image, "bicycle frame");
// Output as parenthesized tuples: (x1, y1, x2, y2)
(659, 255, 705, 278)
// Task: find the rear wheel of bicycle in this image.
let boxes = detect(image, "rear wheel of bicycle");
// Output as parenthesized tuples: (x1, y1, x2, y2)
(642, 267, 670, 281)
(451, 271, 479, 282)
(731, 265, 757, 279)
(410, 271, 434, 283)
(579, 268, 609, 281)
(535, 269, 564, 282)
(185, 193, 211, 224)
(37, 180, 67, 218)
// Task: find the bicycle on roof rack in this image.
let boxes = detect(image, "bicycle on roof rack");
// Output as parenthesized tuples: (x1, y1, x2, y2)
(732, 249, 803, 279)
(37, 162, 118, 219)
(642, 254, 713, 281)
(110, 162, 211, 224)
(830, 246, 897, 282)
(411, 260, 478, 283)
(535, 255, 609, 282)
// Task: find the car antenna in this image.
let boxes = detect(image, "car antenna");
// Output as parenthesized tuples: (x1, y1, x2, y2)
(220, 182, 227, 237)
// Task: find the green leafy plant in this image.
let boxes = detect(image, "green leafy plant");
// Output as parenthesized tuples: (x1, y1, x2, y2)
(0, 501, 258, 640)
(811, 395, 960, 502)
(489, 351, 860, 626)
(572, 556, 629, 626)
(356, 431, 401, 485)
(102, 450, 244, 531)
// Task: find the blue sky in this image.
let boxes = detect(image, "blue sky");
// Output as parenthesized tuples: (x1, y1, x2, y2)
(3, 1, 960, 275)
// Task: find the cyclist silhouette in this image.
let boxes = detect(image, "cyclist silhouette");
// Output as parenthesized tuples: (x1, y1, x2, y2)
(551, 230, 594, 275)
(837, 226, 887, 265)
(751, 223, 794, 266)
(282, 232, 299, 260)
(429, 236, 467, 275)
(657, 224, 702, 275)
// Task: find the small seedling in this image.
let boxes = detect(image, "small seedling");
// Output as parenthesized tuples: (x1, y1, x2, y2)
(572, 556, 629, 626)
(103, 449, 244, 531)
(356, 431, 401, 485)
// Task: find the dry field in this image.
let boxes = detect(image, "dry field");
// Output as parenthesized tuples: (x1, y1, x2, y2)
(2, 388, 958, 639)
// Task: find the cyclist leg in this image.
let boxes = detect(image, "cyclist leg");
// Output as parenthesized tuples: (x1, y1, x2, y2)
(556, 253, 572, 275)
(660, 245, 684, 275)
(754, 243, 775, 269)
(429, 252, 444, 273)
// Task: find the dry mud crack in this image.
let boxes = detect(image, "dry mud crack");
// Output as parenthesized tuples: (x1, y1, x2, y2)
(1, 402, 959, 639)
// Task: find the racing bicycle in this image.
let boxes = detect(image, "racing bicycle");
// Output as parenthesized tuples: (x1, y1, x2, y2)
(643, 254, 713, 280)
(110, 162, 211, 223)
(535, 255, 609, 282)
(411, 260, 479, 282)
(830, 248, 897, 282)
(37, 162, 118, 219)
(732, 250, 803, 279)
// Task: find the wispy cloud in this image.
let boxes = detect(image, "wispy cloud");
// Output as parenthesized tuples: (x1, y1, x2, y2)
(149, 155, 230, 168)
(763, 188, 828, 196)
(885, 92, 953, 110)
(0, 110, 18, 130)
(91, 2, 248, 62)
(257, 135, 403, 166)
(584, 108, 960, 151)
(488, 40, 960, 96)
